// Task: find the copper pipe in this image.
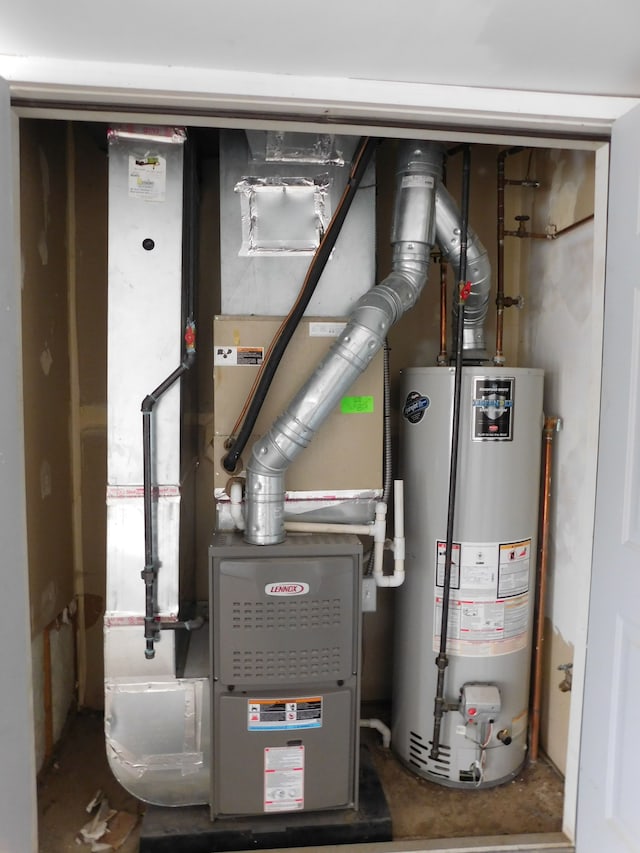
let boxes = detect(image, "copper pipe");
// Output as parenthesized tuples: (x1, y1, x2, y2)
(504, 230, 554, 240)
(551, 214, 594, 238)
(438, 257, 448, 364)
(530, 415, 560, 762)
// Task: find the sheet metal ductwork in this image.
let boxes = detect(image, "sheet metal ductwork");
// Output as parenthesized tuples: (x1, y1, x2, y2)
(244, 141, 491, 546)
(435, 183, 491, 358)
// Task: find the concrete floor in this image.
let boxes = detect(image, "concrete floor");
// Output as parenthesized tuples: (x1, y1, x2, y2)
(37, 711, 564, 852)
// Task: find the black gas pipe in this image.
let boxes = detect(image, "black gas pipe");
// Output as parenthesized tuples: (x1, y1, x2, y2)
(141, 336, 196, 659)
(141, 143, 198, 660)
(430, 145, 472, 760)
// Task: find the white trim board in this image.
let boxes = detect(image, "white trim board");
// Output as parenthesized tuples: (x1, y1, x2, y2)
(1, 54, 638, 138)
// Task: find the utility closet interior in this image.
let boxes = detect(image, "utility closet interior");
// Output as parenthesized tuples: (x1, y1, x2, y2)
(22, 118, 597, 849)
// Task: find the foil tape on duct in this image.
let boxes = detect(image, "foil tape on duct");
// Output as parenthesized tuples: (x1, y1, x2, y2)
(105, 679, 209, 805)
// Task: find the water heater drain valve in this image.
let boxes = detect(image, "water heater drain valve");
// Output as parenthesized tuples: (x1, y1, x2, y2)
(460, 683, 501, 725)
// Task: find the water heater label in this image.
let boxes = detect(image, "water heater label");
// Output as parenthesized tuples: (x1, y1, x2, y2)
(264, 746, 304, 812)
(248, 697, 323, 731)
(433, 538, 531, 656)
(498, 540, 531, 598)
(472, 377, 515, 440)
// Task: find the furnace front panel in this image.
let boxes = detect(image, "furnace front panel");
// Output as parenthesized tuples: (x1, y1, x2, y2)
(209, 532, 362, 818)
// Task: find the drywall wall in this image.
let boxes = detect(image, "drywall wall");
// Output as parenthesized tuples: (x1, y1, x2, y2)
(519, 148, 599, 773)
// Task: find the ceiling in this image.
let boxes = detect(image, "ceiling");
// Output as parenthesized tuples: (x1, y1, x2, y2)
(1, 0, 639, 100)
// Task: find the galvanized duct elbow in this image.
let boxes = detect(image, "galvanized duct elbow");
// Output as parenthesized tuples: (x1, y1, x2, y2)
(244, 141, 444, 545)
(435, 183, 491, 359)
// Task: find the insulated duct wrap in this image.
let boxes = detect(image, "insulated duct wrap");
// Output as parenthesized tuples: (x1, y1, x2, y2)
(244, 141, 444, 545)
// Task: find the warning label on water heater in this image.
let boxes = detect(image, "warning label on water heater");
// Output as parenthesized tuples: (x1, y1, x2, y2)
(433, 538, 531, 657)
(472, 377, 515, 441)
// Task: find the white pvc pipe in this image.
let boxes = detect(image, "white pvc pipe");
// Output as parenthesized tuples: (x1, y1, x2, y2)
(360, 718, 391, 749)
(372, 484, 406, 587)
(285, 503, 388, 580)
(229, 482, 245, 531)
(391, 478, 406, 584)
(234, 483, 405, 589)
(284, 521, 374, 536)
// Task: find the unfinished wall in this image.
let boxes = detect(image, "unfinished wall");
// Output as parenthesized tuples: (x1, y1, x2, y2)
(20, 119, 77, 768)
(21, 119, 74, 633)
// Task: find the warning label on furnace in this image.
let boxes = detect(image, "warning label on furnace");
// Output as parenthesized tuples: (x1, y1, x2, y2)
(264, 746, 304, 812)
(214, 345, 264, 366)
(248, 698, 323, 731)
(433, 538, 531, 656)
(472, 376, 515, 441)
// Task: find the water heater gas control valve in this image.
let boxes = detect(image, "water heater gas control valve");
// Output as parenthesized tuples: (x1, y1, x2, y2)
(460, 683, 501, 725)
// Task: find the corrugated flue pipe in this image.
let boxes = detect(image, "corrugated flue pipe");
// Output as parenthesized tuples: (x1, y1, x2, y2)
(244, 141, 444, 546)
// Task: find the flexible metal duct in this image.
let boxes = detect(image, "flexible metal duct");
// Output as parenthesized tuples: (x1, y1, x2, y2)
(244, 140, 491, 546)
(435, 182, 491, 358)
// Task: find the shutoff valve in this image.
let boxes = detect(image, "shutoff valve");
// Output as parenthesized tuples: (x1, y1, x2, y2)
(460, 683, 501, 725)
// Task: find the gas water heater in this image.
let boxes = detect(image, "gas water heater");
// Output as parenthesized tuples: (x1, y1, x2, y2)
(392, 366, 544, 787)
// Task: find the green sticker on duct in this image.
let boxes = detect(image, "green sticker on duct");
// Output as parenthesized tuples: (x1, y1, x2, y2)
(340, 396, 374, 414)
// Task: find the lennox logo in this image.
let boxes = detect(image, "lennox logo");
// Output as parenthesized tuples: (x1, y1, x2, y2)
(265, 582, 309, 596)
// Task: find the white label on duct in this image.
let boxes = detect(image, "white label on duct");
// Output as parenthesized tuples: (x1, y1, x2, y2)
(401, 174, 435, 189)
(128, 154, 166, 201)
(433, 538, 531, 657)
(308, 322, 346, 338)
(264, 746, 305, 812)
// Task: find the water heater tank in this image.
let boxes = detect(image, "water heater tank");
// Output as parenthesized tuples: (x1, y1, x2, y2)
(392, 366, 544, 787)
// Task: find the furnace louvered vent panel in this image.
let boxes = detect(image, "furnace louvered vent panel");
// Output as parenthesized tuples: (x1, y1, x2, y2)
(231, 599, 342, 631)
(210, 538, 360, 687)
(230, 646, 342, 681)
